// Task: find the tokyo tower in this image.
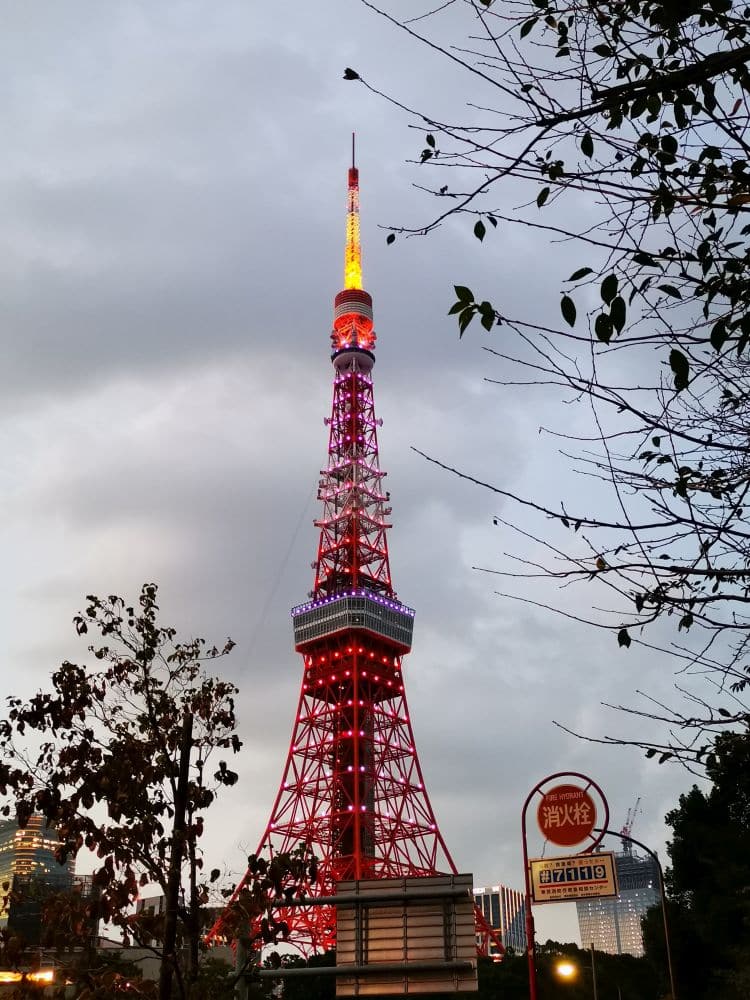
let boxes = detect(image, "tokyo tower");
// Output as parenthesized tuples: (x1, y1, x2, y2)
(217, 145, 496, 956)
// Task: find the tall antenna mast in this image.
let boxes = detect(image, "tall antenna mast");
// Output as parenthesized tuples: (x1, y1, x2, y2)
(344, 135, 362, 290)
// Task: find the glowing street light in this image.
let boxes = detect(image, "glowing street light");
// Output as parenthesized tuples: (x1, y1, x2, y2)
(554, 946, 599, 1000)
(554, 959, 578, 981)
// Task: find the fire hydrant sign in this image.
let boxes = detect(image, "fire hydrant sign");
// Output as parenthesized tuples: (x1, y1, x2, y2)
(537, 783, 596, 846)
(529, 852, 618, 904)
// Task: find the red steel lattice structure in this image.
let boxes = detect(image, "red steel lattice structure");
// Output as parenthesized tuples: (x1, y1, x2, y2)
(216, 149, 500, 956)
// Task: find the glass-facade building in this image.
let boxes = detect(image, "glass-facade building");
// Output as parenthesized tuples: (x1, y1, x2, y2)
(0, 814, 75, 926)
(474, 883, 527, 954)
(576, 849, 660, 956)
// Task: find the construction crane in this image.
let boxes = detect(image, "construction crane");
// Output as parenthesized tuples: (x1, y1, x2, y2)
(620, 796, 641, 854)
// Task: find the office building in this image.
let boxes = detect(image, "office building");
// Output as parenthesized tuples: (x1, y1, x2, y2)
(576, 849, 660, 956)
(0, 814, 75, 926)
(474, 884, 527, 953)
(8, 874, 96, 949)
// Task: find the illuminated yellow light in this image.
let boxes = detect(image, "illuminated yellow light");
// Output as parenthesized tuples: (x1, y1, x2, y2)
(0, 970, 57, 984)
(555, 960, 577, 980)
(29, 969, 55, 983)
(344, 172, 362, 289)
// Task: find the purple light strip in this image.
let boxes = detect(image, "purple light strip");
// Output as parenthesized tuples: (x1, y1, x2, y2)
(291, 589, 415, 618)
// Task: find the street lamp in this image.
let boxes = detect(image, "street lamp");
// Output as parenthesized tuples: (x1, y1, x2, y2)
(594, 827, 677, 1000)
(553, 945, 599, 1000)
(554, 959, 578, 982)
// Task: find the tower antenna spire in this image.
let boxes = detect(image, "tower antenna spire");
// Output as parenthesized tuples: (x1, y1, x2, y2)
(334, 149, 375, 352)
(344, 142, 362, 290)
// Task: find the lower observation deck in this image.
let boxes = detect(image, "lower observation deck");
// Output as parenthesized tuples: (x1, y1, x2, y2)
(292, 589, 415, 653)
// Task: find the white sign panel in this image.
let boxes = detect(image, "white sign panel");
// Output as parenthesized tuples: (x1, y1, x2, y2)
(529, 852, 618, 904)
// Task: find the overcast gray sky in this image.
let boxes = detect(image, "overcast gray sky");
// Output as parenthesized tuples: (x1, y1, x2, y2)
(0, 0, 711, 946)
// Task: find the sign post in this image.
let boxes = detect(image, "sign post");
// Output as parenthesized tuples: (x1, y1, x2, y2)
(520, 773, 609, 1000)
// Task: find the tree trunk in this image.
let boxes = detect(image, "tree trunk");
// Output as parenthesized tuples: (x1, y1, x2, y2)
(159, 711, 193, 1000)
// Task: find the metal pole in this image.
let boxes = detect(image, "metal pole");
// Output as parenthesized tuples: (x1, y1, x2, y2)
(590, 942, 598, 1000)
(234, 938, 250, 1000)
(520, 789, 537, 1000)
(654, 849, 677, 1000)
(594, 827, 677, 1000)
(520, 770, 608, 1000)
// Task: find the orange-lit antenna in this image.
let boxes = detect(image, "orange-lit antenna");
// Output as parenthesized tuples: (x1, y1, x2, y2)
(344, 133, 362, 290)
(332, 138, 376, 355)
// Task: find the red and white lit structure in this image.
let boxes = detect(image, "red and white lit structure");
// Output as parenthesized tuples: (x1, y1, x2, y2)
(215, 145, 499, 956)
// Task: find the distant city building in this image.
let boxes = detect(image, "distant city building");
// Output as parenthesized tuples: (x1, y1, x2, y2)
(0, 814, 75, 928)
(8, 874, 97, 949)
(576, 849, 660, 956)
(136, 893, 167, 918)
(474, 884, 527, 953)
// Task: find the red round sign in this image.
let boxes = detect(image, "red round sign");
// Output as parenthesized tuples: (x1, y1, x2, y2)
(536, 783, 597, 846)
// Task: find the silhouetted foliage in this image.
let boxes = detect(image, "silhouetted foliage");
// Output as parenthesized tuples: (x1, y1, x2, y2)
(0, 584, 241, 999)
(643, 723, 750, 998)
(349, 0, 750, 768)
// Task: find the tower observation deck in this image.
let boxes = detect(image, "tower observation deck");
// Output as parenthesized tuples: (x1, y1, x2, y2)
(211, 145, 498, 957)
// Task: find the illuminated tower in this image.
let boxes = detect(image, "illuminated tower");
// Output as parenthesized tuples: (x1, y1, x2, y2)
(217, 145, 497, 955)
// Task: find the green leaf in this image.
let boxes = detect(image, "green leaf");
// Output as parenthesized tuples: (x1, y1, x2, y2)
(537, 186, 550, 207)
(458, 309, 475, 337)
(581, 132, 594, 158)
(568, 267, 593, 281)
(386, 233, 395, 246)
(646, 92, 662, 117)
(600, 273, 618, 304)
(669, 349, 690, 391)
(448, 301, 465, 315)
(710, 320, 727, 351)
(474, 219, 486, 242)
(658, 284, 682, 299)
(426, 134, 436, 148)
(454, 285, 474, 303)
(560, 295, 576, 327)
(594, 313, 613, 343)
(610, 295, 626, 334)
(617, 628, 631, 648)
(520, 17, 537, 37)
(592, 43, 612, 57)
(737, 315, 750, 357)
(479, 301, 495, 331)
